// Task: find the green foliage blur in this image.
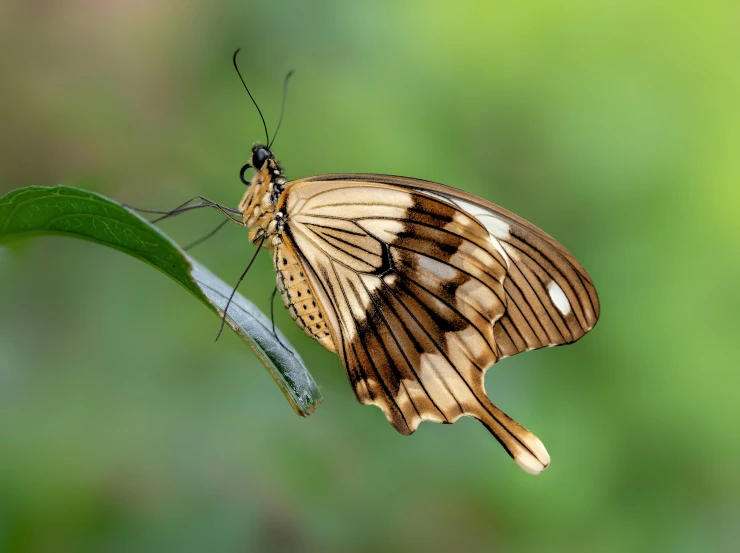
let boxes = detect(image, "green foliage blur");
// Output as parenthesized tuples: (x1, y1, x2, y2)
(1, 1, 738, 552)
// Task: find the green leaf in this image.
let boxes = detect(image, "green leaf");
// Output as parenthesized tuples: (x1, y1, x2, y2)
(0, 185, 322, 416)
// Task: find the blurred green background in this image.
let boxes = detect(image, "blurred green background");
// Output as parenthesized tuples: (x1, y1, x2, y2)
(1, 1, 738, 552)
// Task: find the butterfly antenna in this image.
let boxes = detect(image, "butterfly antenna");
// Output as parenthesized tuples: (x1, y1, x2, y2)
(268, 70, 294, 150)
(233, 48, 270, 145)
(215, 232, 267, 342)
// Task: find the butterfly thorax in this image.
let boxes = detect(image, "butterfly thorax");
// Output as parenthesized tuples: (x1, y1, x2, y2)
(238, 148, 336, 353)
(238, 156, 286, 245)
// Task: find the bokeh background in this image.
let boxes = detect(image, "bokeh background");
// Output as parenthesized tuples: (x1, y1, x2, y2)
(1, 1, 739, 552)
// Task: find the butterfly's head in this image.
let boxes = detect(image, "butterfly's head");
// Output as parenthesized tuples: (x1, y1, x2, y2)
(239, 144, 279, 181)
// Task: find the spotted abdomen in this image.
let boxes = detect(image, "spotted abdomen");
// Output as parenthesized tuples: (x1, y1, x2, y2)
(274, 243, 336, 353)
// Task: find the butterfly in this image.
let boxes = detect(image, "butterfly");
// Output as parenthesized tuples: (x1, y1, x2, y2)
(219, 51, 598, 475)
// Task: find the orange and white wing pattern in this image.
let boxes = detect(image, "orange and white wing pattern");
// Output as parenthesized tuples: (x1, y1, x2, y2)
(277, 174, 599, 474)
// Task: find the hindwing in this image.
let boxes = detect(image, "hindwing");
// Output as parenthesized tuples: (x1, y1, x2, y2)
(275, 175, 599, 474)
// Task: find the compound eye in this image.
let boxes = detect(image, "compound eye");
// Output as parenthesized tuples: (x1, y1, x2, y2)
(251, 147, 269, 169)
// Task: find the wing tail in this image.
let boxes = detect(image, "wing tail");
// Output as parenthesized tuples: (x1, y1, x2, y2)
(473, 399, 550, 475)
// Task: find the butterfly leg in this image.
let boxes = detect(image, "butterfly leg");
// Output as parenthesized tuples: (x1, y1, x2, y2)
(473, 397, 550, 475)
(183, 218, 230, 251)
(126, 196, 244, 250)
(269, 286, 292, 352)
(126, 196, 244, 225)
(214, 233, 267, 342)
(270, 286, 279, 336)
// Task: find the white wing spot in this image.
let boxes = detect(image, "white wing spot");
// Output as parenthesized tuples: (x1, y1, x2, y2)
(450, 198, 511, 265)
(418, 190, 449, 203)
(454, 199, 511, 240)
(417, 189, 510, 240)
(547, 281, 571, 316)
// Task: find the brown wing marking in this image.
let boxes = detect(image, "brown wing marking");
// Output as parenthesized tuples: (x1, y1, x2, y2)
(397, 179, 598, 359)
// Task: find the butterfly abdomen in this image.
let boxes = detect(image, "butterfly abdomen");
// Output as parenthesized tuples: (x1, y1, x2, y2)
(274, 243, 336, 353)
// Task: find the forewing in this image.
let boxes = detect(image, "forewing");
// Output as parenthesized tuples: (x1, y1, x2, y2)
(288, 174, 600, 358)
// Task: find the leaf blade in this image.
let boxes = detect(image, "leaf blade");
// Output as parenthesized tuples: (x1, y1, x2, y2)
(0, 185, 322, 416)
